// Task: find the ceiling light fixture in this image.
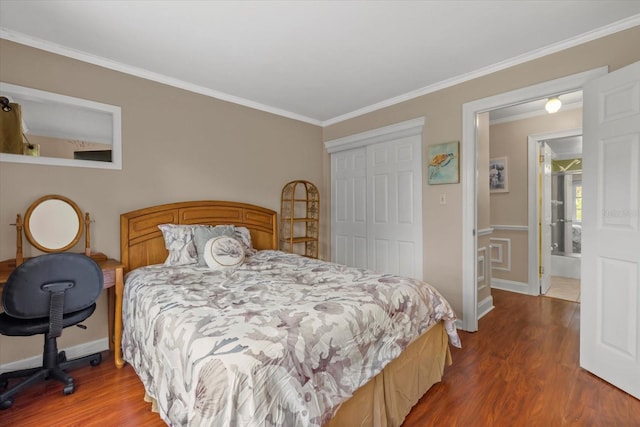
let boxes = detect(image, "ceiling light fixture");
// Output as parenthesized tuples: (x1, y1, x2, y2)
(545, 97, 562, 114)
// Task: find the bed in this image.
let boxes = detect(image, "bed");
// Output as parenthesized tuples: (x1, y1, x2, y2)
(119, 200, 460, 427)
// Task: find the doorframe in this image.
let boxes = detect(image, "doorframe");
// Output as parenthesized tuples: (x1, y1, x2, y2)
(527, 128, 582, 296)
(461, 67, 607, 332)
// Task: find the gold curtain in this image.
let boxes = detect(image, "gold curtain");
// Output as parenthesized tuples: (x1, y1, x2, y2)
(0, 102, 26, 154)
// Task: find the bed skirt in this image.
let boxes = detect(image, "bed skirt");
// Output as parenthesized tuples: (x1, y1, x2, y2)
(143, 321, 451, 427)
(326, 321, 451, 427)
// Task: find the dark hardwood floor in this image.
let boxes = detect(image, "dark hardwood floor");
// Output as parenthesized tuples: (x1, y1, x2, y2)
(1, 289, 638, 426)
(403, 289, 640, 426)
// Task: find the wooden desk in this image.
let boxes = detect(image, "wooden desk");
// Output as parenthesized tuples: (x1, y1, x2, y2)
(0, 255, 125, 369)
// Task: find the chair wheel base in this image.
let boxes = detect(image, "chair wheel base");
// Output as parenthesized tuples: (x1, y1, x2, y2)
(89, 354, 102, 367)
(63, 384, 75, 395)
(0, 397, 14, 410)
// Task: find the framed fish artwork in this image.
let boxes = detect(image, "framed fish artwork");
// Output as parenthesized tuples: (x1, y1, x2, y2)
(427, 141, 459, 184)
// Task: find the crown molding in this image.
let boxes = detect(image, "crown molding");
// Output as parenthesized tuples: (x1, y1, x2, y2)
(0, 28, 322, 127)
(3, 13, 638, 129)
(323, 14, 640, 127)
(324, 117, 424, 154)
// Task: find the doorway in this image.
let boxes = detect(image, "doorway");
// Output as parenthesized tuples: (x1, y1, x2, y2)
(484, 97, 583, 301)
(542, 134, 583, 302)
(527, 127, 583, 299)
(461, 60, 640, 400)
(460, 67, 607, 332)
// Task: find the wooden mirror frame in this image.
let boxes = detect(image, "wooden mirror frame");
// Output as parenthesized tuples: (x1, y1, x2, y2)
(17, 195, 91, 265)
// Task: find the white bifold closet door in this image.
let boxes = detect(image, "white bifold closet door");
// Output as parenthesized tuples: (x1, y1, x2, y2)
(332, 147, 369, 269)
(330, 125, 423, 280)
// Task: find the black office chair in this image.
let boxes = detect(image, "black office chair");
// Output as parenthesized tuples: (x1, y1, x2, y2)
(0, 253, 103, 410)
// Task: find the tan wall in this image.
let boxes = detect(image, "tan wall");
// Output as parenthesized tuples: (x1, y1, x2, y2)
(323, 26, 640, 316)
(0, 40, 323, 364)
(29, 134, 111, 160)
(490, 108, 582, 283)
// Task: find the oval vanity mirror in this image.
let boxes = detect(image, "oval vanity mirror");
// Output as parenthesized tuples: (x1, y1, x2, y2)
(24, 195, 84, 252)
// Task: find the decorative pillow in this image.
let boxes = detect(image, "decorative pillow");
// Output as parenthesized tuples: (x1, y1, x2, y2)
(158, 224, 198, 266)
(203, 236, 245, 270)
(234, 226, 257, 256)
(193, 225, 235, 266)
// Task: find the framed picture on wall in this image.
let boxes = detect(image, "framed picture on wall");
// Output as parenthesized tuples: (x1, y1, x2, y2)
(489, 157, 508, 193)
(427, 141, 459, 184)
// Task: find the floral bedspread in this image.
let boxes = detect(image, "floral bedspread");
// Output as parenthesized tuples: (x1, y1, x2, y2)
(122, 250, 460, 426)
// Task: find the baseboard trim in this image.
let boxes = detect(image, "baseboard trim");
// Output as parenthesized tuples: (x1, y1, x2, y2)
(478, 295, 495, 319)
(491, 278, 531, 295)
(0, 338, 109, 374)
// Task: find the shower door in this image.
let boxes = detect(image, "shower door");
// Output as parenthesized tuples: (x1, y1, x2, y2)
(551, 170, 582, 257)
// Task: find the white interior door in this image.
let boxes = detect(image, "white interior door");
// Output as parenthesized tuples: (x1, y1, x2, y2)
(540, 142, 553, 294)
(581, 60, 640, 399)
(331, 147, 368, 268)
(367, 136, 423, 279)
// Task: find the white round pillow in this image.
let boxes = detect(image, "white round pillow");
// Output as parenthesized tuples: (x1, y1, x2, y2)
(203, 236, 245, 270)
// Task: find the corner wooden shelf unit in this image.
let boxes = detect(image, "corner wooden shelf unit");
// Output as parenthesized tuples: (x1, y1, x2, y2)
(280, 180, 319, 258)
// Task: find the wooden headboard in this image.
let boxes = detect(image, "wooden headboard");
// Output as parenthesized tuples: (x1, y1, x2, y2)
(120, 201, 278, 272)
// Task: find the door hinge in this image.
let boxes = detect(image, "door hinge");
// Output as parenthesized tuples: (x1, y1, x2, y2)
(539, 154, 545, 163)
(539, 265, 544, 276)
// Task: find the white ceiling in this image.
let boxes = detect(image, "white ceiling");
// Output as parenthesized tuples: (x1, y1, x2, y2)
(490, 90, 584, 124)
(546, 136, 583, 159)
(1, 1, 639, 126)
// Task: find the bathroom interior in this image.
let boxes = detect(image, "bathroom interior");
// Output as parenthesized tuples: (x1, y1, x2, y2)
(546, 136, 582, 302)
